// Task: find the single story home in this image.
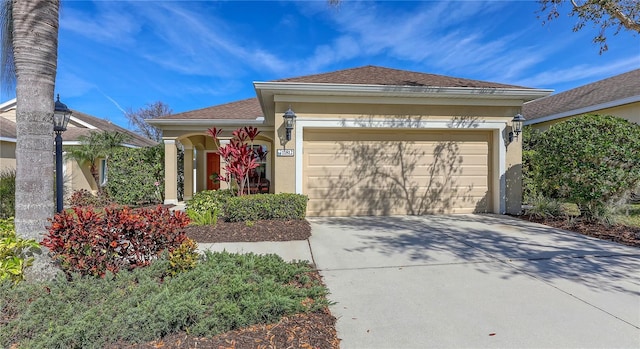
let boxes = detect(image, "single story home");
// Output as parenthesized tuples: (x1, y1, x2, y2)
(149, 66, 552, 216)
(523, 69, 640, 129)
(0, 98, 157, 196)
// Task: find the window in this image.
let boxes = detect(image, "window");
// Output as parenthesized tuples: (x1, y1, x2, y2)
(100, 159, 107, 186)
(253, 145, 268, 179)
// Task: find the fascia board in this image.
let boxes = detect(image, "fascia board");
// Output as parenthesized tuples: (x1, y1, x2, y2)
(0, 136, 16, 142)
(0, 98, 16, 112)
(524, 95, 640, 125)
(254, 82, 552, 102)
(273, 94, 524, 107)
(147, 119, 266, 130)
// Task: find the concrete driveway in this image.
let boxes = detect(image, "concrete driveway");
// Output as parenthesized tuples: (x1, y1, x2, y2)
(308, 214, 640, 348)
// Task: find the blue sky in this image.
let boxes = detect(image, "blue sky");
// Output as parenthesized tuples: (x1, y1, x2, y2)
(4, 0, 640, 130)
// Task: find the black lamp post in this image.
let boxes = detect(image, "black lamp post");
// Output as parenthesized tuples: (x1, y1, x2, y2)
(53, 94, 72, 213)
(508, 113, 525, 143)
(283, 107, 297, 142)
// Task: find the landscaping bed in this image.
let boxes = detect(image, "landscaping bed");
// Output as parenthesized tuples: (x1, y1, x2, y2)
(520, 215, 640, 248)
(185, 219, 311, 243)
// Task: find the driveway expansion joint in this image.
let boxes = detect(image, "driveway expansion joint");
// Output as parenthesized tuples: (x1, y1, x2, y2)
(317, 260, 496, 272)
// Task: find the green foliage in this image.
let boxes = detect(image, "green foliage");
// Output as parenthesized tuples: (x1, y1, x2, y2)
(0, 168, 15, 219)
(186, 189, 233, 217)
(524, 195, 566, 219)
(105, 144, 164, 206)
(68, 189, 113, 207)
(616, 204, 640, 227)
(65, 131, 130, 187)
(225, 193, 308, 222)
(0, 218, 39, 284)
(0, 251, 328, 348)
(186, 207, 219, 226)
(168, 238, 199, 276)
(531, 114, 640, 219)
(42, 206, 189, 278)
(521, 126, 544, 204)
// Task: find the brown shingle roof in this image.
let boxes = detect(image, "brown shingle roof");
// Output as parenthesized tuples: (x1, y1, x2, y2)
(523, 69, 640, 122)
(68, 110, 157, 147)
(159, 98, 262, 120)
(274, 65, 528, 89)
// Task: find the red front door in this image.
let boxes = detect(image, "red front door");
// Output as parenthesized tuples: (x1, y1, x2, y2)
(206, 152, 220, 190)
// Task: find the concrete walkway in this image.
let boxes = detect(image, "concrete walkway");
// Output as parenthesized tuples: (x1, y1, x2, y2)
(196, 214, 640, 348)
(309, 215, 640, 348)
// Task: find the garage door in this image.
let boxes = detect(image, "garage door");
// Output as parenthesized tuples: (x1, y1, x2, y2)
(303, 129, 491, 216)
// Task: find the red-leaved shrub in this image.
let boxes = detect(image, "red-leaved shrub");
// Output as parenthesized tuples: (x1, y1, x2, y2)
(42, 205, 190, 278)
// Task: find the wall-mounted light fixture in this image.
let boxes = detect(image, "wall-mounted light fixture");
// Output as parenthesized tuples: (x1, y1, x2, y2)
(53, 94, 72, 213)
(283, 107, 297, 142)
(508, 113, 525, 143)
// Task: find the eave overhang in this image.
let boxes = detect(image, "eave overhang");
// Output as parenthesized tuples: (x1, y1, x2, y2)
(147, 118, 267, 132)
(254, 81, 553, 120)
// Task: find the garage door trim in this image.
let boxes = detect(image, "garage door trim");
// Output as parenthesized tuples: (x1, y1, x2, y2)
(295, 117, 508, 214)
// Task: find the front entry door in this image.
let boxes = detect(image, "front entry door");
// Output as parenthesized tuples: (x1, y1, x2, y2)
(206, 152, 220, 190)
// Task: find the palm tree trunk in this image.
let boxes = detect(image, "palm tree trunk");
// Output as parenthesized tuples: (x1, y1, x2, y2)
(13, 0, 60, 282)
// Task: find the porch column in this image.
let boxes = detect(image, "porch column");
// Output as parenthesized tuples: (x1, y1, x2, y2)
(183, 145, 194, 201)
(163, 138, 178, 204)
(195, 146, 205, 192)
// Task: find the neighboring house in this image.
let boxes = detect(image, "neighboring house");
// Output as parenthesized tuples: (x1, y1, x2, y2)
(523, 69, 640, 130)
(150, 65, 551, 216)
(0, 98, 157, 195)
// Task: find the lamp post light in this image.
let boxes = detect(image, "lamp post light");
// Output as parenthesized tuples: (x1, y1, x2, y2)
(508, 113, 526, 143)
(53, 94, 72, 213)
(283, 107, 297, 142)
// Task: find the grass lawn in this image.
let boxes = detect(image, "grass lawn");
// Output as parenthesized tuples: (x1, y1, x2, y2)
(0, 251, 331, 349)
(616, 204, 640, 227)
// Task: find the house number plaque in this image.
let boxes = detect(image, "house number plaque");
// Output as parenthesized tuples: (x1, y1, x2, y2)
(276, 149, 294, 157)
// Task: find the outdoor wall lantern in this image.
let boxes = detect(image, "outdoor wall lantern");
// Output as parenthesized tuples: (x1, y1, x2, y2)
(283, 107, 297, 142)
(53, 94, 72, 213)
(508, 113, 525, 143)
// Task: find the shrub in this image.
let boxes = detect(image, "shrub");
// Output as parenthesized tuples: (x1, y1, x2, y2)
(168, 238, 199, 276)
(524, 195, 565, 219)
(0, 169, 16, 219)
(186, 189, 233, 217)
(531, 114, 640, 219)
(521, 126, 543, 204)
(42, 206, 190, 278)
(186, 207, 219, 226)
(105, 144, 164, 206)
(0, 218, 40, 284)
(207, 126, 265, 196)
(225, 193, 308, 222)
(0, 251, 328, 349)
(68, 189, 113, 207)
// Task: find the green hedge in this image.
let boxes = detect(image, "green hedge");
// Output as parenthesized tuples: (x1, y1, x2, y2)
(225, 193, 308, 222)
(105, 145, 164, 206)
(186, 189, 234, 217)
(0, 169, 15, 219)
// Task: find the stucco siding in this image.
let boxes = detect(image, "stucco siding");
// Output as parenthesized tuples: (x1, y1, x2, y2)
(0, 141, 16, 171)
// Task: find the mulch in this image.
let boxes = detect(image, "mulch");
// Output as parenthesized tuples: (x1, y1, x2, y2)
(119, 309, 339, 349)
(184, 219, 312, 243)
(519, 215, 640, 248)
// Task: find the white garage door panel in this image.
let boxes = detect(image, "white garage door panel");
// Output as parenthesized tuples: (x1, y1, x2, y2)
(303, 129, 491, 216)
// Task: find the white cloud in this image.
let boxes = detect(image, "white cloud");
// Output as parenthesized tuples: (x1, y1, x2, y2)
(514, 56, 640, 88)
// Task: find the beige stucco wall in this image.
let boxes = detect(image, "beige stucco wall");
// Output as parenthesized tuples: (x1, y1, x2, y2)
(0, 140, 16, 171)
(272, 100, 523, 215)
(530, 101, 640, 130)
